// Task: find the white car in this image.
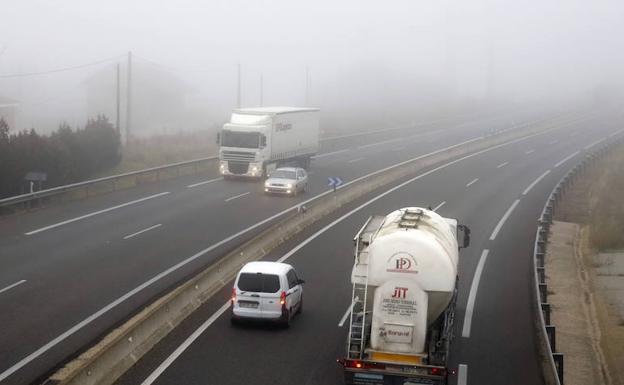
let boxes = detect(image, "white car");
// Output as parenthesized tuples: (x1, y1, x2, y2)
(231, 261, 304, 326)
(264, 167, 309, 195)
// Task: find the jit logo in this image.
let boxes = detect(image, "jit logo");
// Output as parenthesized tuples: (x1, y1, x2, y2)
(392, 287, 408, 299)
(395, 257, 411, 270)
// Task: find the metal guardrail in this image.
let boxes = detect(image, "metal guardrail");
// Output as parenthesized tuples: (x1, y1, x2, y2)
(0, 112, 563, 212)
(532, 135, 624, 385)
(0, 156, 219, 210)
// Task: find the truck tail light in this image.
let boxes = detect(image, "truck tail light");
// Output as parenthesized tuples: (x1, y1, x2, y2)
(280, 291, 286, 306)
(338, 359, 386, 370)
(429, 367, 446, 376)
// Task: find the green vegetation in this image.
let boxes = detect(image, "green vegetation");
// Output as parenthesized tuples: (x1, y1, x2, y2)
(0, 115, 121, 199)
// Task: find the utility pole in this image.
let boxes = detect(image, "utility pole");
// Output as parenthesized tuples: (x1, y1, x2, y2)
(305, 66, 310, 106)
(237, 62, 241, 109)
(126, 51, 132, 143)
(116, 62, 121, 134)
(260, 73, 264, 107)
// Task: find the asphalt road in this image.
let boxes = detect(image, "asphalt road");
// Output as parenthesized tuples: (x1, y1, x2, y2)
(113, 112, 623, 385)
(0, 111, 548, 385)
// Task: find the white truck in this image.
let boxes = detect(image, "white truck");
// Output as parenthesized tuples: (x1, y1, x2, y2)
(217, 107, 320, 179)
(338, 207, 471, 385)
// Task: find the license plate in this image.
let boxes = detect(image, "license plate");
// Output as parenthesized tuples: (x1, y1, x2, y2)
(239, 301, 258, 308)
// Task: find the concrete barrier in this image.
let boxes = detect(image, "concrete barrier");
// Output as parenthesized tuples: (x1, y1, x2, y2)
(44, 112, 588, 385)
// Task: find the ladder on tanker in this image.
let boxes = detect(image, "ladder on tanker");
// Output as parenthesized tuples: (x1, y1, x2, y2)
(346, 215, 385, 360)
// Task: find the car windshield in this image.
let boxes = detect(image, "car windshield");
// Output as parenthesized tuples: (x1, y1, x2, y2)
(221, 130, 260, 149)
(237, 273, 281, 293)
(270, 170, 296, 179)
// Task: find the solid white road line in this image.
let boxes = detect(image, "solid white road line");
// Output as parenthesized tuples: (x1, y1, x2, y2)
(224, 192, 250, 202)
(338, 299, 358, 327)
(139, 129, 563, 385)
(433, 201, 446, 211)
(140, 301, 231, 385)
(584, 138, 605, 150)
(123, 224, 162, 240)
(489, 199, 520, 241)
(522, 170, 551, 196)
(525, 149, 535, 155)
(311, 149, 350, 159)
(348, 157, 366, 163)
(0, 280, 27, 295)
(496, 161, 509, 168)
(462, 249, 489, 338)
(25, 192, 171, 236)
(187, 177, 223, 188)
(458, 364, 468, 385)
(466, 178, 479, 187)
(554, 151, 580, 168)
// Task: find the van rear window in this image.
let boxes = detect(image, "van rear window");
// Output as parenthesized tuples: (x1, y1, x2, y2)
(237, 273, 280, 293)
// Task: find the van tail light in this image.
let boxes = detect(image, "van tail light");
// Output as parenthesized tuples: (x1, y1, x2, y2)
(280, 291, 286, 306)
(231, 287, 237, 304)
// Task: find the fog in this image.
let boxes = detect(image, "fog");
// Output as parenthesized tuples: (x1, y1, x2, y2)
(1, 0, 623, 135)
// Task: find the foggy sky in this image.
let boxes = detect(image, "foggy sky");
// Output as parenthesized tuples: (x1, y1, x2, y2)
(1, 0, 623, 133)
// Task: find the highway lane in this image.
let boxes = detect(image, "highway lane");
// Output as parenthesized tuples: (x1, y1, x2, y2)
(0, 111, 537, 384)
(115, 114, 622, 385)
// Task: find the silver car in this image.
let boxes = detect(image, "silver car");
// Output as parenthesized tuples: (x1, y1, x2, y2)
(264, 167, 309, 195)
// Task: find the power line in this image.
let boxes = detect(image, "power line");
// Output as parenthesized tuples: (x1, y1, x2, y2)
(132, 54, 215, 73)
(0, 54, 124, 79)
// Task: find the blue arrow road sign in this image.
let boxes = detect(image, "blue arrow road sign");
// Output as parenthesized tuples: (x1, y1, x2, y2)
(328, 177, 344, 189)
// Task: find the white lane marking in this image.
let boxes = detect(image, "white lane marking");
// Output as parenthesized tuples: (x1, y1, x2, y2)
(395, 146, 406, 151)
(357, 137, 403, 149)
(25, 192, 171, 236)
(496, 161, 509, 169)
(522, 170, 551, 196)
(466, 178, 479, 187)
(489, 199, 521, 241)
(5, 130, 556, 382)
(462, 249, 489, 338)
(123, 224, 162, 240)
(0, 280, 27, 295)
(138, 130, 574, 385)
(584, 138, 605, 150)
(554, 151, 580, 168)
(338, 299, 358, 327)
(433, 201, 446, 211)
(348, 157, 366, 163)
(458, 364, 468, 385)
(140, 301, 230, 385)
(609, 128, 624, 137)
(549, 140, 558, 145)
(224, 192, 250, 202)
(525, 149, 535, 155)
(311, 149, 350, 159)
(187, 177, 223, 188)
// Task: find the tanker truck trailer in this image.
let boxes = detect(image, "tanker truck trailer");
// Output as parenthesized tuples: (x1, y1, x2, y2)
(338, 207, 471, 385)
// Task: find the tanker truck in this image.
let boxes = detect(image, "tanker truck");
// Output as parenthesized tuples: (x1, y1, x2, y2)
(338, 207, 471, 385)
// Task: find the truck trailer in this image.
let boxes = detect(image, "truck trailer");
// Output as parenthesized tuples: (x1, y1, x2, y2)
(338, 207, 470, 385)
(217, 107, 320, 179)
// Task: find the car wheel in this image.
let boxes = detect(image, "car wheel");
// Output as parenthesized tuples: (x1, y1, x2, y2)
(281, 309, 291, 328)
(296, 296, 303, 315)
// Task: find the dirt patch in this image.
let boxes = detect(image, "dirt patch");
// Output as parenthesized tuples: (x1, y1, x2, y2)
(546, 221, 609, 385)
(552, 142, 624, 385)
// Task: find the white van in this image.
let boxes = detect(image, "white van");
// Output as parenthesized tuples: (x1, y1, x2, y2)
(231, 261, 304, 326)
